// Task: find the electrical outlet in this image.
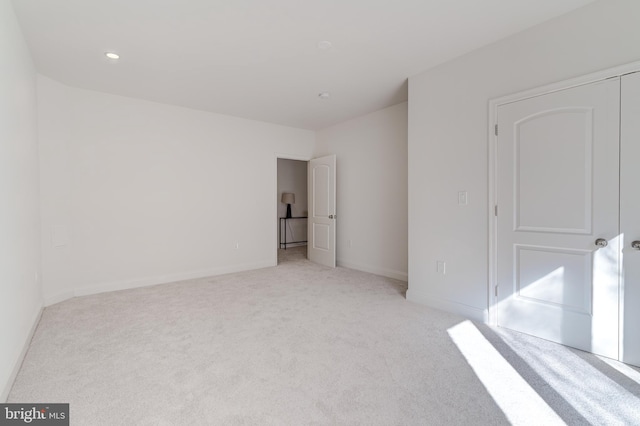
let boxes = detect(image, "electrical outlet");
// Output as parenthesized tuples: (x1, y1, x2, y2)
(458, 191, 468, 205)
(234, 242, 240, 249)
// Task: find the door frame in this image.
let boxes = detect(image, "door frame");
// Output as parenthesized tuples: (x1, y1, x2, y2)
(487, 60, 640, 327)
(274, 154, 312, 266)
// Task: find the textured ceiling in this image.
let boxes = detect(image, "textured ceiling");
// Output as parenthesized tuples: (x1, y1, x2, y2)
(12, 0, 595, 129)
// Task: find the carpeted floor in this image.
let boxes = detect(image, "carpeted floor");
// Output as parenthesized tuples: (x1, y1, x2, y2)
(8, 248, 640, 425)
(278, 245, 308, 264)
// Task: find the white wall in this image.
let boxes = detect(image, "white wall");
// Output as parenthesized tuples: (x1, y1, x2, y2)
(0, 0, 42, 401)
(316, 102, 408, 281)
(407, 0, 640, 319)
(38, 76, 315, 305)
(277, 159, 307, 248)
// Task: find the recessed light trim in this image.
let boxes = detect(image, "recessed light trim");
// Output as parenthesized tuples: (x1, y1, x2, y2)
(318, 92, 331, 99)
(105, 52, 120, 60)
(317, 41, 333, 50)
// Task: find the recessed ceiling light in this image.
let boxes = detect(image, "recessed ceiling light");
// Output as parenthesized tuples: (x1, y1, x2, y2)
(105, 52, 120, 60)
(318, 92, 331, 99)
(317, 41, 332, 50)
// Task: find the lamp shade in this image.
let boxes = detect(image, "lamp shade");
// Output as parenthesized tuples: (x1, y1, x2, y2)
(281, 193, 295, 204)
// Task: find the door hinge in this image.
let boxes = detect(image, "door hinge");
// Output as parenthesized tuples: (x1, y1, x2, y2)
(494, 205, 498, 216)
(494, 124, 498, 136)
(494, 285, 498, 297)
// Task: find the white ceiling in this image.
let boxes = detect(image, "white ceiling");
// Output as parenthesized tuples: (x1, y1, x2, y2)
(12, 0, 595, 130)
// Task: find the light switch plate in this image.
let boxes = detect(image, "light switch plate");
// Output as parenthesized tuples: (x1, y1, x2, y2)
(458, 191, 468, 205)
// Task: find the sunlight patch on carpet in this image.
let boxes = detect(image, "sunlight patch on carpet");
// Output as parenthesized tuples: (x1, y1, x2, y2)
(598, 356, 640, 384)
(494, 328, 640, 425)
(448, 320, 564, 425)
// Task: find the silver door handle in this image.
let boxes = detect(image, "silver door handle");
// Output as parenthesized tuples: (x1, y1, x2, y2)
(595, 238, 608, 248)
(632, 241, 640, 250)
(328, 215, 334, 219)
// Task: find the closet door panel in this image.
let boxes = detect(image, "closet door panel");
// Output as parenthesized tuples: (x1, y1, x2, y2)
(621, 71, 640, 366)
(496, 78, 621, 359)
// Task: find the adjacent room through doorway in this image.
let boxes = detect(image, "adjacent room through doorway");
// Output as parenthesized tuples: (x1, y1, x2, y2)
(277, 158, 308, 264)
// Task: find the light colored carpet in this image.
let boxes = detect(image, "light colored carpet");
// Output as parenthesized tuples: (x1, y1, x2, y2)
(8, 251, 640, 425)
(278, 245, 308, 264)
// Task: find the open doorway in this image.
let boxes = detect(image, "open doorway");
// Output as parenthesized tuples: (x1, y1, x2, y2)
(277, 158, 308, 264)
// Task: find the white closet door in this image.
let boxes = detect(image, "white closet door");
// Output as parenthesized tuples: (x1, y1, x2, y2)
(621, 71, 640, 365)
(496, 78, 621, 359)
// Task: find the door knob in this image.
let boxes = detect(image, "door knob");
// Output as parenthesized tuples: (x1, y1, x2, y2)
(595, 238, 608, 248)
(328, 215, 333, 219)
(632, 241, 640, 250)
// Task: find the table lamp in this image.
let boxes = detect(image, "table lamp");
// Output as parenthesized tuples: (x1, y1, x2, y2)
(281, 193, 295, 218)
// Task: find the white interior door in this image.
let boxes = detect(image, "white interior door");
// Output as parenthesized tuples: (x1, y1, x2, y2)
(621, 71, 640, 365)
(496, 78, 621, 359)
(308, 155, 336, 267)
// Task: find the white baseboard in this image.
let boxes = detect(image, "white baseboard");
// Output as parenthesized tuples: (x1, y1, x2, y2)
(2, 304, 43, 402)
(406, 288, 488, 323)
(44, 290, 74, 307)
(337, 259, 408, 282)
(44, 260, 274, 307)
